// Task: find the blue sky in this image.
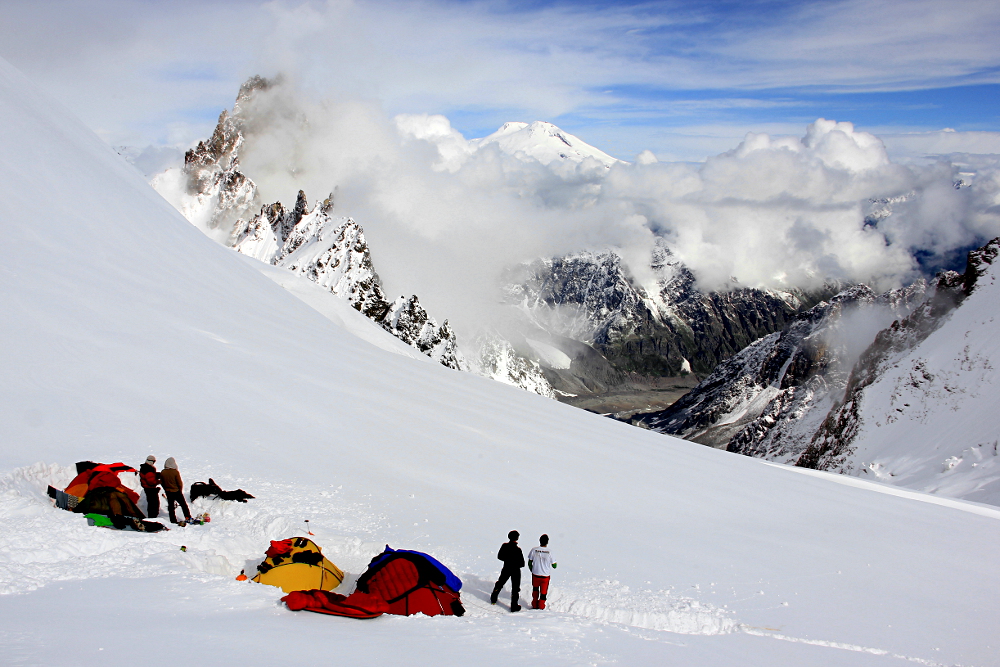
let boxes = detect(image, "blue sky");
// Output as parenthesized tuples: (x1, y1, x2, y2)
(1, 0, 998, 160)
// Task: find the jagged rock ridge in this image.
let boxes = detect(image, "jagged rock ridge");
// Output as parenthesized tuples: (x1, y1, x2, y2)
(630, 281, 928, 457)
(169, 78, 468, 372)
(502, 242, 836, 397)
(628, 238, 999, 504)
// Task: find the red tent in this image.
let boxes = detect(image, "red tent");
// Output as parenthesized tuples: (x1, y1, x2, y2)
(282, 547, 465, 619)
(65, 462, 138, 503)
(354, 548, 465, 617)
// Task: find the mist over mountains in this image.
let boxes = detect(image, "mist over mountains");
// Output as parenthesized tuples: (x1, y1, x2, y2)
(149, 76, 1000, 401)
(3, 3, 1000, 662)
(155, 77, 1000, 312)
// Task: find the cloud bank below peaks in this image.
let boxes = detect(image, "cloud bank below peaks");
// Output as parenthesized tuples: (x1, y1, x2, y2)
(219, 81, 1000, 329)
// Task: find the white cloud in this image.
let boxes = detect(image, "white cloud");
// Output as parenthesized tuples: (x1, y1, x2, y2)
(214, 78, 1000, 343)
(4, 0, 999, 335)
(2, 0, 998, 154)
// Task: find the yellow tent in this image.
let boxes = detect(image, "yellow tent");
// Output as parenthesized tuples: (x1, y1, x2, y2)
(251, 537, 345, 593)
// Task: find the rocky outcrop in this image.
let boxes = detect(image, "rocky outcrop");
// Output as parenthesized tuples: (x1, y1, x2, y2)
(381, 296, 466, 371)
(503, 243, 835, 396)
(179, 76, 271, 232)
(797, 239, 998, 471)
(469, 330, 556, 398)
(168, 77, 468, 372)
(629, 281, 928, 460)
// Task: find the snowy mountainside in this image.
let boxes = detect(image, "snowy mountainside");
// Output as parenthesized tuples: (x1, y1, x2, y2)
(801, 238, 1000, 503)
(470, 121, 623, 167)
(2, 56, 1000, 667)
(503, 241, 832, 395)
(246, 255, 431, 363)
(152, 77, 564, 388)
(631, 281, 928, 452)
(633, 240, 1000, 505)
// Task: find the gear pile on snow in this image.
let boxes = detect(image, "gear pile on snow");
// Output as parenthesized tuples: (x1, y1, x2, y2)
(280, 545, 465, 619)
(189, 478, 255, 502)
(48, 461, 167, 532)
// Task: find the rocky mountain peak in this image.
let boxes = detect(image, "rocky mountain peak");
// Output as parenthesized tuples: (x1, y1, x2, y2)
(235, 74, 275, 109)
(963, 237, 998, 295)
(156, 76, 477, 374)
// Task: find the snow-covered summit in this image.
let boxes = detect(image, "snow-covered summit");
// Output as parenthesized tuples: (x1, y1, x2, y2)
(471, 120, 623, 167)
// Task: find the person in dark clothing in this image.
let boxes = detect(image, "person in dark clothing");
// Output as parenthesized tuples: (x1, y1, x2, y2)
(160, 457, 192, 524)
(138, 455, 161, 518)
(490, 530, 525, 612)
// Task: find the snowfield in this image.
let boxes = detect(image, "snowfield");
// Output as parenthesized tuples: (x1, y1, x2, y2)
(841, 261, 1000, 502)
(1, 57, 999, 666)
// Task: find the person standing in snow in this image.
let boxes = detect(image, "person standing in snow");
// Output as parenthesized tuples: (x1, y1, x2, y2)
(138, 455, 161, 518)
(490, 530, 525, 612)
(160, 457, 192, 525)
(528, 534, 557, 610)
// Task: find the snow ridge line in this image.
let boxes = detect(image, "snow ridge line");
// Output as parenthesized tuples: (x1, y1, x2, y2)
(553, 598, 738, 634)
(742, 627, 977, 667)
(762, 463, 1000, 520)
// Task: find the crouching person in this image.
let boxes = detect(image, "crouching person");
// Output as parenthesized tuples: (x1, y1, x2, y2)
(160, 457, 192, 525)
(528, 534, 557, 610)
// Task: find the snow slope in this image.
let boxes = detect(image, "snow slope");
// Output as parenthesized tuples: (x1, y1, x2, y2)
(1, 58, 1000, 667)
(830, 245, 1000, 503)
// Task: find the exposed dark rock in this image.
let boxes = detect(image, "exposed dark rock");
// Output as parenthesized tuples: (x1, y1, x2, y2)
(503, 245, 836, 398)
(798, 238, 998, 470)
(629, 282, 927, 457)
(180, 76, 467, 372)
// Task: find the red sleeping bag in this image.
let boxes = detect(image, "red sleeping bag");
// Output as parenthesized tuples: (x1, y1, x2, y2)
(281, 589, 388, 619)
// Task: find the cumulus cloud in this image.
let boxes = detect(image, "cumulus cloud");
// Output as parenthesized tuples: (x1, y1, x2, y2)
(220, 80, 1000, 346)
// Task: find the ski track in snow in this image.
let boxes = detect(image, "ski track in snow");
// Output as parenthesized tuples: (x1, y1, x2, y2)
(2, 462, 985, 666)
(742, 628, 979, 667)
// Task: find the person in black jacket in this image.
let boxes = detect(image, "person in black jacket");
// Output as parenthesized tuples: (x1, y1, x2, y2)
(490, 530, 525, 612)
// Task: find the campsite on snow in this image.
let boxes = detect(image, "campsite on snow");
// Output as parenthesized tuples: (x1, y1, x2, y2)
(3, 3, 1000, 664)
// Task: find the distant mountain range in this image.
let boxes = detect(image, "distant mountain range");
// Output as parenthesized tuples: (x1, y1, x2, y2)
(151, 76, 836, 401)
(146, 77, 951, 413)
(144, 76, 1000, 504)
(630, 239, 999, 504)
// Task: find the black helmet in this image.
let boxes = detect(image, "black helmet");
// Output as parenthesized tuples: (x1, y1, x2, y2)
(508, 530, 519, 541)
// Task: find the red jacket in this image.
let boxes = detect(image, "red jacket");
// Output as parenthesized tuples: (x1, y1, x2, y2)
(139, 463, 160, 489)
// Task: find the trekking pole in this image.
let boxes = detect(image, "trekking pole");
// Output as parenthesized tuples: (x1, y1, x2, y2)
(304, 519, 314, 536)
